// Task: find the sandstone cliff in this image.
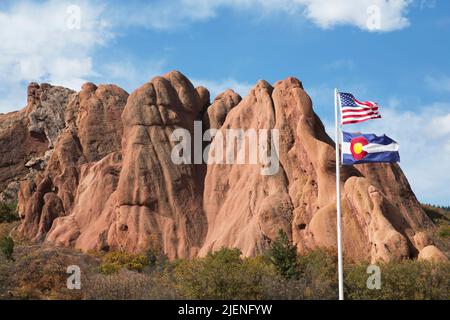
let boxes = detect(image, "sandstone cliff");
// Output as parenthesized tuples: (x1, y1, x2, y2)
(1, 71, 445, 263)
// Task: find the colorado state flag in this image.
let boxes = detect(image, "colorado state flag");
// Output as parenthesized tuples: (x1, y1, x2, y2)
(342, 132, 400, 165)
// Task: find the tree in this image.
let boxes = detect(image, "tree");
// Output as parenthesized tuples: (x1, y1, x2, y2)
(0, 201, 19, 223)
(0, 236, 14, 261)
(268, 229, 299, 279)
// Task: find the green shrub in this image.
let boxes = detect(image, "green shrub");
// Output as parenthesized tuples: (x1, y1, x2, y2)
(11, 249, 85, 300)
(146, 247, 169, 271)
(345, 260, 450, 300)
(267, 229, 299, 279)
(438, 225, 450, 238)
(0, 236, 14, 260)
(297, 249, 338, 299)
(0, 202, 19, 223)
(99, 251, 149, 275)
(172, 248, 276, 299)
(422, 204, 450, 225)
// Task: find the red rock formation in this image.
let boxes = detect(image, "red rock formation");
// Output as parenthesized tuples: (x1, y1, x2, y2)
(3, 71, 444, 263)
(418, 245, 448, 262)
(203, 89, 241, 129)
(0, 83, 74, 203)
(200, 76, 434, 262)
(16, 82, 129, 243)
(0, 110, 47, 201)
(45, 71, 208, 259)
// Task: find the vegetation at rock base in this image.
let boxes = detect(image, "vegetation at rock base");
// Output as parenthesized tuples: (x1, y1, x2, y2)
(98, 251, 149, 275)
(0, 246, 90, 299)
(0, 236, 14, 261)
(0, 202, 19, 224)
(345, 260, 450, 300)
(425, 204, 450, 213)
(171, 248, 275, 299)
(422, 204, 450, 225)
(0, 215, 448, 300)
(438, 225, 450, 238)
(421, 204, 450, 256)
(0, 242, 448, 300)
(267, 229, 299, 279)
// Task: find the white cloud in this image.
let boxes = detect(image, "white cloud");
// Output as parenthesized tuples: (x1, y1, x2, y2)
(0, 0, 112, 112)
(368, 104, 450, 205)
(0, 0, 414, 113)
(425, 75, 450, 92)
(299, 0, 411, 31)
(192, 78, 253, 100)
(428, 113, 450, 138)
(325, 101, 450, 205)
(110, 0, 412, 32)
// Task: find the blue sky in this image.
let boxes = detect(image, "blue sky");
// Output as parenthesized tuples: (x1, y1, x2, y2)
(0, 0, 449, 204)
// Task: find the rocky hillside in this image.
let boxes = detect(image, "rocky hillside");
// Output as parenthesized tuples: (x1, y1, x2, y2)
(0, 71, 446, 263)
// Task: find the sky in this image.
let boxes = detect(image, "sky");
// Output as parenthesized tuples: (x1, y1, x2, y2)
(0, 0, 449, 205)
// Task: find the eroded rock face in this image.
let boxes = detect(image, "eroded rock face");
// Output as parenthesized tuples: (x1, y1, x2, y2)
(414, 232, 433, 250)
(5, 71, 444, 263)
(16, 83, 129, 242)
(27, 83, 76, 147)
(203, 89, 241, 130)
(418, 245, 449, 262)
(200, 80, 292, 257)
(199, 76, 434, 263)
(43, 71, 208, 259)
(111, 72, 207, 258)
(0, 83, 73, 202)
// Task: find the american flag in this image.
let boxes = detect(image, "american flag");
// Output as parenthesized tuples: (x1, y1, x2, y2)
(339, 92, 381, 125)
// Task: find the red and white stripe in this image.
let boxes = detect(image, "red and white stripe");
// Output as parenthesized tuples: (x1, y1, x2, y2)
(341, 99, 381, 125)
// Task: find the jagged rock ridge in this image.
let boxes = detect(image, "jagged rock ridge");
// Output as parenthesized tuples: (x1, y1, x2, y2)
(0, 71, 446, 263)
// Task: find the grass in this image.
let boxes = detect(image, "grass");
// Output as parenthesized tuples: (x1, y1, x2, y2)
(0, 205, 448, 300)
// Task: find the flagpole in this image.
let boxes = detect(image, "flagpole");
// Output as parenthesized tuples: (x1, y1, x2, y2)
(334, 88, 344, 300)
